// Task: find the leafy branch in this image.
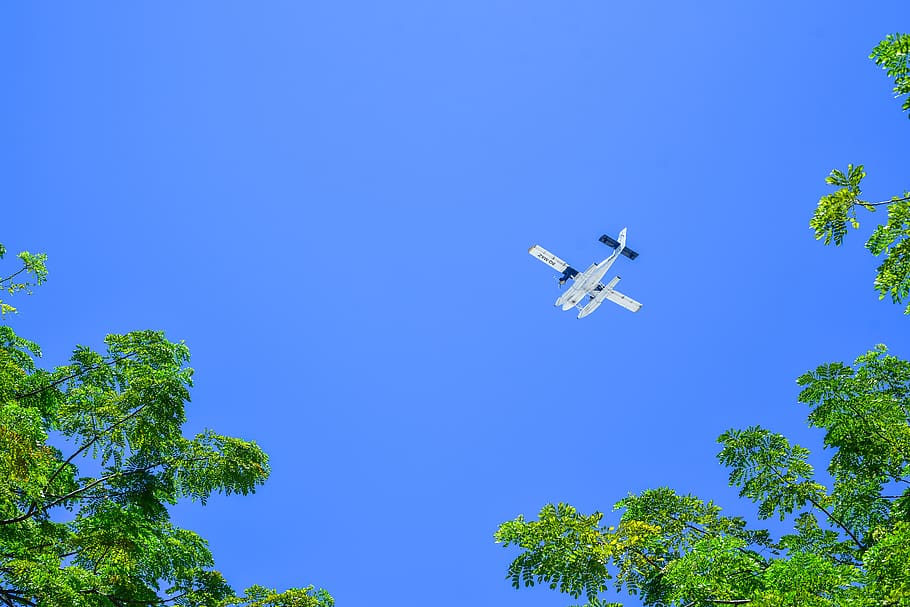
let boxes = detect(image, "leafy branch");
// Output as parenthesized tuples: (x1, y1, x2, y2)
(14, 352, 137, 402)
(42, 401, 149, 494)
(0, 246, 47, 317)
(810, 164, 872, 246)
(871, 33, 910, 117)
(810, 166, 910, 312)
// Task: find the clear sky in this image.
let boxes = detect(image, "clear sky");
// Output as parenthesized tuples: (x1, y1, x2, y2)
(2, 3, 908, 606)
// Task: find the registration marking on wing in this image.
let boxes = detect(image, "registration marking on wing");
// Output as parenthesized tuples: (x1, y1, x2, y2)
(528, 245, 570, 273)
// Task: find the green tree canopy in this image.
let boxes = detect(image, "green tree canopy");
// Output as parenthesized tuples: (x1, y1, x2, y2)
(497, 34, 910, 607)
(0, 247, 331, 606)
(496, 346, 910, 606)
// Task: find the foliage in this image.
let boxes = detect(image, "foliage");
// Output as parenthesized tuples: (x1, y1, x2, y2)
(0, 245, 48, 316)
(223, 585, 334, 607)
(496, 503, 615, 606)
(809, 34, 910, 313)
(496, 347, 910, 606)
(497, 34, 910, 607)
(871, 33, 910, 117)
(0, 246, 331, 606)
(810, 168, 910, 313)
(866, 199, 910, 311)
(809, 164, 871, 246)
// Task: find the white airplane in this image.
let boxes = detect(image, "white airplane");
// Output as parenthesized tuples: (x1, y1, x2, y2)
(528, 228, 642, 319)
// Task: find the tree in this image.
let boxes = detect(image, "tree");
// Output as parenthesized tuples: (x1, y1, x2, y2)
(496, 347, 910, 606)
(496, 35, 910, 607)
(0, 247, 332, 607)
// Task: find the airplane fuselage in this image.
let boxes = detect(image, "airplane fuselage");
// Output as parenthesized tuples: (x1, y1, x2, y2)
(554, 253, 619, 310)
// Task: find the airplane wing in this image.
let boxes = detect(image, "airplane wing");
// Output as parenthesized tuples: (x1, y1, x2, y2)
(528, 245, 578, 279)
(602, 288, 642, 312)
(589, 281, 642, 312)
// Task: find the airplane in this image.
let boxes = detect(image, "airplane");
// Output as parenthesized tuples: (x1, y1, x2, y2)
(528, 228, 642, 319)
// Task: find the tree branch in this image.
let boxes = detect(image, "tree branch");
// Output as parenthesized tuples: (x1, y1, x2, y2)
(0, 456, 173, 526)
(0, 267, 29, 288)
(0, 402, 154, 526)
(0, 589, 36, 607)
(766, 465, 865, 551)
(41, 460, 166, 512)
(14, 352, 136, 402)
(662, 514, 768, 568)
(81, 587, 191, 606)
(0, 505, 38, 526)
(862, 194, 910, 206)
(628, 547, 664, 572)
(43, 402, 150, 494)
(683, 600, 754, 606)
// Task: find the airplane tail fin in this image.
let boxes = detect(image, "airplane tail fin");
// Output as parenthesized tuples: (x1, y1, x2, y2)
(598, 229, 639, 260)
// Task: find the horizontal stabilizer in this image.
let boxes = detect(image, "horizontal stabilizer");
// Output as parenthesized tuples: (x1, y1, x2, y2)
(599, 234, 639, 260)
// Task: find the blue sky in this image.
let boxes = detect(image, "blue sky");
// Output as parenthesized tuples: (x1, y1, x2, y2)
(2, 3, 908, 605)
